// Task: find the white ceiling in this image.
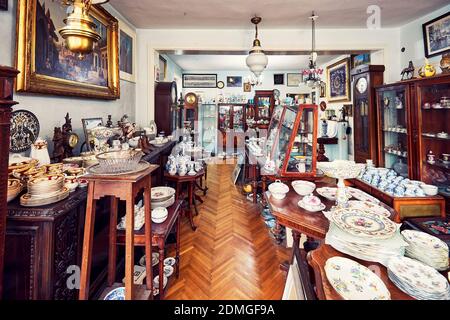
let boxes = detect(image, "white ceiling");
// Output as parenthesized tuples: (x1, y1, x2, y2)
(166, 54, 340, 71)
(109, 0, 448, 29)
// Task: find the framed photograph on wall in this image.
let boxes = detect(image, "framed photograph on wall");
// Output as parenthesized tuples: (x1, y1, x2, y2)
(119, 20, 136, 82)
(243, 82, 252, 92)
(15, 0, 120, 99)
(0, 0, 7, 10)
(182, 74, 217, 88)
(326, 58, 351, 102)
(274, 74, 284, 85)
(287, 73, 302, 87)
(352, 53, 370, 68)
(227, 76, 242, 87)
(422, 12, 450, 58)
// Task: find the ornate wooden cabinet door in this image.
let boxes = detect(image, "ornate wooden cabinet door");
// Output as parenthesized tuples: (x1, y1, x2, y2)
(0, 66, 19, 298)
(351, 65, 384, 165)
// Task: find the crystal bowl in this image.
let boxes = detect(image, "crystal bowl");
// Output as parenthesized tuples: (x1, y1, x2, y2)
(95, 150, 143, 174)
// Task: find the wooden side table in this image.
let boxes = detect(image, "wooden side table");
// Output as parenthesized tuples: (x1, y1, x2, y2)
(79, 164, 158, 300)
(164, 171, 205, 231)
(117, 200, 183, 299)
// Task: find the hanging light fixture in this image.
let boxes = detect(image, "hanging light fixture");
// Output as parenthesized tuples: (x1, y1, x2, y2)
(302, 11, 324, 88)
(246, 16, 268, 78)
(57, 0, 109, 59)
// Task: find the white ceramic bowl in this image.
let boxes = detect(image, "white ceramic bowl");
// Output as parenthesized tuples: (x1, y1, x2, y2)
(268, 180, 289, 200)
(151, 207, 168, 223)
(421, 184, 438, 196)
(291, 180, 316, 196)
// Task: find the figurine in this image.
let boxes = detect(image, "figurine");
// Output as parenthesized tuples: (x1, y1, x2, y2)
(52, 127, 65, 163)
(440, 53, 450, 73)
(427, 150, 436, 164)
(118, 114, 136, 141)
(400, 61, 415, 80)
(106, 115, 113, 128)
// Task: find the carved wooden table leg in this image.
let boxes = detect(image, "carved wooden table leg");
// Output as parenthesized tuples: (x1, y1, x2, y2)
(143, 184, 153, 293)
(124, 190, 135, 300)
(158, 238, 165, 299)
(107, 196, 118, 286)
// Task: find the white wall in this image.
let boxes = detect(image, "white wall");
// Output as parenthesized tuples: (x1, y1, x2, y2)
(400, 4, 450, 74)
(180, 70, 313, 102)
(136, 27, 402, 127)
(0, 2, 137, 155)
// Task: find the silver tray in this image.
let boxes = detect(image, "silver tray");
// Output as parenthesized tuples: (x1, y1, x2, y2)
(87, 161, 150, 176)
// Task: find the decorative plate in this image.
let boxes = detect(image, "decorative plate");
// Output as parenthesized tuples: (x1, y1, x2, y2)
(388, 256, 450, 294)
(153, 275, 168, 289)
(104, 287, 125, 300)
(325, 257, 390, 300)
(10, 109, 40, 152)
(331, 208, 397, 239)
(401, 230, 448, 252)
(164, 265, 174, 277)
(316, 187, 338, 201)
(347, 200, 391, 217)
(347, 187, 380, 204)
(139, 252, 159, 267)
(164, 257, 176, 266)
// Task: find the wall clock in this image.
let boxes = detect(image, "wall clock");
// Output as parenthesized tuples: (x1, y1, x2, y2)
(184, 92, 198, 108)
(217, 81, 225, 89)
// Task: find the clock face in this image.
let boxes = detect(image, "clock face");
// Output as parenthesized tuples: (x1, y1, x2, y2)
(185, 93, 197, 106)
(356, 77, 368, 94)
(68, 133, 79, 148)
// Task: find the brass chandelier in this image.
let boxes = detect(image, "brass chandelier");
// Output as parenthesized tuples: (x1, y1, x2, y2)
(56, 0, 109, 58)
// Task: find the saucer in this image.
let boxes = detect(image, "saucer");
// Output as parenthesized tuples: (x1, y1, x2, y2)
(298, 199, 326, 212)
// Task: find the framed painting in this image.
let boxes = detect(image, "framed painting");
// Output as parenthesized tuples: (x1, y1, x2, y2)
(82, 117, 103, 151)
(182, 74, 217, 88)
(352, 53, 370, 68)
(0, 0, 7, 10)
(227, 76, 242, 88)
(274, 73, 284, 85)
(243, 82, 252, 92)
(287, 73, 302, 87)
(422, 12, 450, 58)
(326, 58, 351, 102)
(15, 0, 120, 99)
(119, 20, 136, 83)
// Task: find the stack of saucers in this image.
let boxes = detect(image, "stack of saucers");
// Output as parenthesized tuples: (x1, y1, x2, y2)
(387, 256, 450, 300)
(401, 230, 449, 271)
(324, 208, 407, 266)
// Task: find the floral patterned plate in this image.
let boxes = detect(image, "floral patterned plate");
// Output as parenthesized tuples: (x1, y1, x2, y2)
(325, 257, 390, 300)
(347, 200, 391, 218)
(316, 187, 338, 201)
(331, 208, 398, 239)
(401, 230, 448, 252)
(347, 187, 380, 204)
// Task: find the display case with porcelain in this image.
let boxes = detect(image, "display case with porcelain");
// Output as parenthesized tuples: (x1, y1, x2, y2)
(267, 104, 318, 177)
(254, 90, 275, 129)
(264, 104, 285, 157)
(198, 103, 217, 154)
(217, 103, 246, 155)
(376, 84, 413, 178)
(416, 75, 450, 200)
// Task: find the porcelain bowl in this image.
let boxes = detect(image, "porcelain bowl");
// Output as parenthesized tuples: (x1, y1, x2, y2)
(421, 184, 438, 196)
(291, 180, 316, 196)
(268, 180, 289, 200)
(151, 207, 168, 223)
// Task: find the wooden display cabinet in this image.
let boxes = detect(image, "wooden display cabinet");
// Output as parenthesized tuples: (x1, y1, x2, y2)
(217, 103, 246, 155)
(267, 104, 318, 178)
(254, 90, 275, 129)
(155, 81, 181, 136)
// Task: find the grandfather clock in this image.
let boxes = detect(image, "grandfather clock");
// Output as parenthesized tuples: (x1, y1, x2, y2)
(351, 64, 385, 165)
(0, 66, 19, 297)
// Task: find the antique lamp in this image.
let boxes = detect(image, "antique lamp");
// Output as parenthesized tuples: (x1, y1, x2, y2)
(246, 16, 268, 78)
(302, 12, 324, 88)
(57, 0, 109, 59)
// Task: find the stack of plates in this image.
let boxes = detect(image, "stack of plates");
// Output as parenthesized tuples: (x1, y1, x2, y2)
(151, 186, 175, 209)
(7, 179, 22, 203)
(20, 174, 69, 207)
(325, 257, 391, 300)
(388, 256, 450, 300)
(324, 208, 407, 266)
(401, 230, 449, 271)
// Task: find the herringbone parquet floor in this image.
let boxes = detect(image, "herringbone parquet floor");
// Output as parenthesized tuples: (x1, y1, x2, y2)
(165, 162, 290, 300)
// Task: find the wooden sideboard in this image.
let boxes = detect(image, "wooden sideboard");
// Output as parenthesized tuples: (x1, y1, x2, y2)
(0, 65, 20, 297)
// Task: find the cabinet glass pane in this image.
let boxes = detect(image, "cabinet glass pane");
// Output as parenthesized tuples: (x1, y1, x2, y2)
(199, 103, 217, 153)
(265, 105, 284, 156)
(285, 108, 314, 173)
(274, 107, 296, 170)
(218, 105, 231, 131)
(379, 88, 409, 177)
(257, 96, 271, 118)
(233, 106, 245, 131)
(418, 83, 450, 196)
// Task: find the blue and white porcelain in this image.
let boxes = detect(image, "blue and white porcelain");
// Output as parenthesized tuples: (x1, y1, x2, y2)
(104, 287, 125, 300)
(394, 185, 405, 197)
(415, 188, 425, 197)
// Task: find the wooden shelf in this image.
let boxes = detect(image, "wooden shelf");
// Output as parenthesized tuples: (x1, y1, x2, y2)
(384, 150, 408, 158)
(383, 129, 408, 135)
(422, 134, 450, 141)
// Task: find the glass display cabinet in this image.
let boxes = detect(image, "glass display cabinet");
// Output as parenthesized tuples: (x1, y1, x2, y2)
(218, 103, 246, 154)
(376, 84, 412, 178)
(264, 104, 286, 157)
(267, 104, 318, 177)
(254, 90, 275, 129)
(416, 76, 450, 199)
(199, 103, 217, 154)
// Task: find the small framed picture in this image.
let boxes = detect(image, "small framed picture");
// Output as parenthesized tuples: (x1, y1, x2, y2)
(243, 82, 252, 92)
(422, 12, 450, 58)
(287, 73, 302, 87)
(352, 53, 370, 68)
(119, 20, 137, 83)
(344, 104, 353, 117)
(227, 76, 243, 88)
(273, 74, 284, 85)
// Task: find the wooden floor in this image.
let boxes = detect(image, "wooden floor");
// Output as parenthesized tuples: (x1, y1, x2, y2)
(165, 162, 290, 300)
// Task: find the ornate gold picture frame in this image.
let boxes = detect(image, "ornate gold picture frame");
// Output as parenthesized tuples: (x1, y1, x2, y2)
(15, 0, 120, 100)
